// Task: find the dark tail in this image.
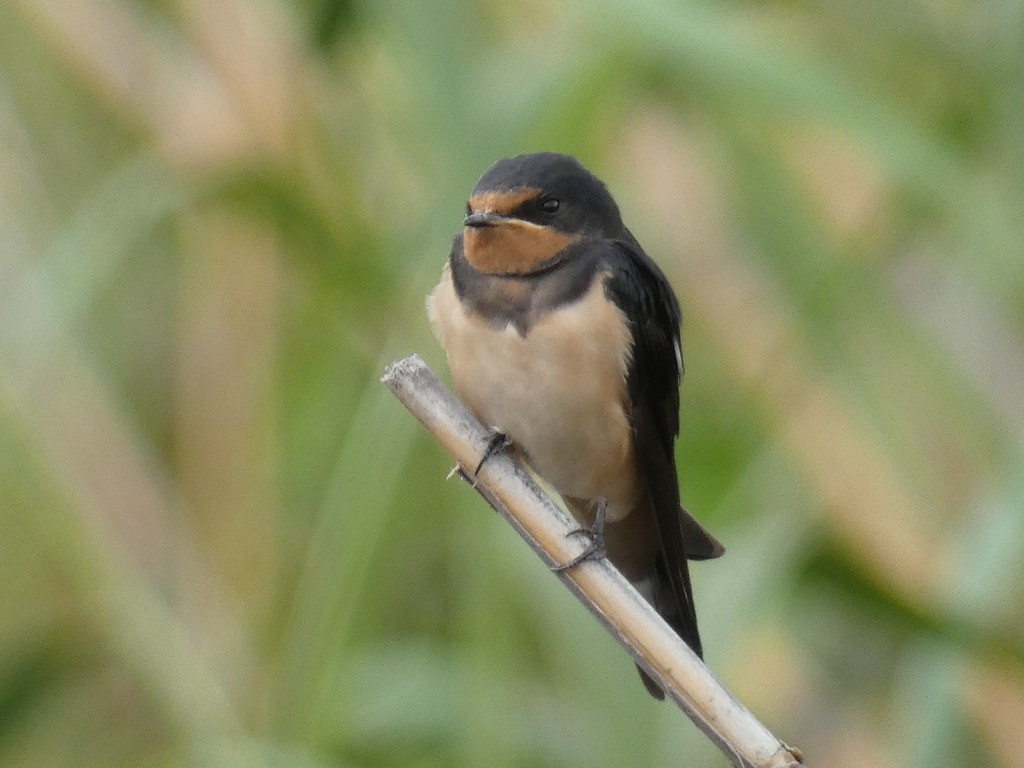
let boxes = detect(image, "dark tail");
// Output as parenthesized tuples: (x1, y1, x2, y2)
(636, 550, 705, 700)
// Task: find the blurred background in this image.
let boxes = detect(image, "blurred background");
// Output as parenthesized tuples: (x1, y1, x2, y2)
(1, 0, 1022, 766)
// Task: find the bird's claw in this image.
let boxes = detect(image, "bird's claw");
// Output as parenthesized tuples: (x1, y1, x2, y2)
(474, 430, 511, 477)
(552, 501, 608, 572)
(552, 533, 606, 571)
(444, 430, 511, 487)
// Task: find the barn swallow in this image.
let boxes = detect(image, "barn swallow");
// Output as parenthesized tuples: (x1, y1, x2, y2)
(427, 152, 724, 698)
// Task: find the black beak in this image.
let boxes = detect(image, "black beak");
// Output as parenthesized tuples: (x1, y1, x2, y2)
(464, 211, 506, 228)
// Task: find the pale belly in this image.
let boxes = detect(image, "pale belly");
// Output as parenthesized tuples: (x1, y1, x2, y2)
(428, 271, 642, 521)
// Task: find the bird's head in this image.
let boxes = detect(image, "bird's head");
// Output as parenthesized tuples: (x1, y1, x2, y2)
(461, 153, 623, 276)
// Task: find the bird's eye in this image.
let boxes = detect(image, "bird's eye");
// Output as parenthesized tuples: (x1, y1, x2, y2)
(465, 202, 472, 216)
(540, 198, 560, 214)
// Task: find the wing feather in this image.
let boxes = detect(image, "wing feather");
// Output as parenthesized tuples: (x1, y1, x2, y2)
(603, 239, 722, 659)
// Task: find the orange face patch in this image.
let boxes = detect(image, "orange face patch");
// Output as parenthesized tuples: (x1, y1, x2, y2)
(469, 187, 542, 217)
(463, 219, 576, 275)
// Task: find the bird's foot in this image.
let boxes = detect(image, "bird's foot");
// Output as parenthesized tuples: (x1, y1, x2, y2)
(552, 501, 607, 571)
(444, 431, 510, 485)
(474, 430, 511, 477)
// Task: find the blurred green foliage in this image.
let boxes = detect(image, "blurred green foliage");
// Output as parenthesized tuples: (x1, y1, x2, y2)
(1, 0, 1022, 766)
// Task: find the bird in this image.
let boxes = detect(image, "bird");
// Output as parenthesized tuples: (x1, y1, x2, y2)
(427, 152, 724, 698)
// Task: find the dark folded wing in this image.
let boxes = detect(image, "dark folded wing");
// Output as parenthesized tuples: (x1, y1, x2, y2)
(603, 237, 708, 656)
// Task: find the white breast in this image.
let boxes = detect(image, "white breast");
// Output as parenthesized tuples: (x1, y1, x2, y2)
(427, 269, 642, 521)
